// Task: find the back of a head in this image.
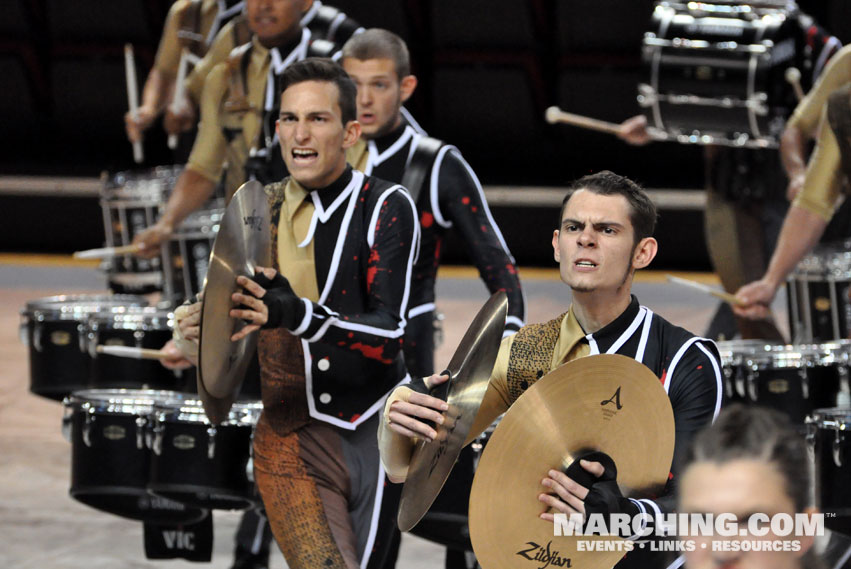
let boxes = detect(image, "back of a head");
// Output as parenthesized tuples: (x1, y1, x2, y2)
(278, 57, 357, 124)
(341, 28, 411, 79)
(686, 404, 810, 511)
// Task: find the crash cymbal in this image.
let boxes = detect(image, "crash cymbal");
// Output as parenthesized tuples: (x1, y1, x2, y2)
(398, 291, 508, 532)
(198, 181, 271, 422)
(469, 354, 674, 569)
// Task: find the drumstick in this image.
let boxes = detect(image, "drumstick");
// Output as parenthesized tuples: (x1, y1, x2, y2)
(73, 244, 142, 259)
(167, 48, 190, 150)
(785, 67, 805, 102)
(124, 43, 145, 164)
(544, 106, 622, 136)
(96, 345, 171, 360)
(666, 275, 744, 306)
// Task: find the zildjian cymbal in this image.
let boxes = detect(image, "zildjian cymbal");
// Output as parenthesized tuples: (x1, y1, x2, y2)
(197, 181, 271, 423)
(397, 291, 508, 532)
(469, 354, 675, 569)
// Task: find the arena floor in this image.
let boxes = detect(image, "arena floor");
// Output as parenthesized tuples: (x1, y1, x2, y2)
(0, 257, 784, 568)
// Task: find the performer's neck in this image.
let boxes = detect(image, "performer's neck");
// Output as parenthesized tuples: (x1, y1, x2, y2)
(571, 286, 633, 334)
(369, 118, 408, 152)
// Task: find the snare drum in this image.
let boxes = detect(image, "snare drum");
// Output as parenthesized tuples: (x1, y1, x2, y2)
(64, 389, 205, 523)
(787, 243, 851, 343)
(717, 340, 841, 422)
(101, 166, 182, 294)
(85, 307, 181, 391)
(639, 1, 802, 148)
(807, 407, 851, 534)
(161, 207, 223, 306)
(148, 399, 262, 510)
(21, 295, 148, 401)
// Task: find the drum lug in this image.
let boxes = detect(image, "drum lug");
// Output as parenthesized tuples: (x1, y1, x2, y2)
(33, 320, 43, 352)
(747, 371, 758, 402)
(133, 329, 145, 346)
(833, 429, 845, 468)
(135, 415, 147, 450)
(87, 328, 98, 358)
(805, 419, 817, 450)
(61, 398, 73, 442)
(800, 369, 809, 400)
(735, 372, 746, 399)
(246, 456, 255, 483)
(78, 323, 89, 354)
(207, 426, 217, 459)
(152, 420, 164, 456)
(83, 407, 95, 448)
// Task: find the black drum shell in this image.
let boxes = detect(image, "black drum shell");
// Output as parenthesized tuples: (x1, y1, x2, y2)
(68, 406, 205, 523)
(811, 412, 851, 535)
(87, 320, 180, 391)
(148, 415, 257, 511)
(27, 318, 90, 400)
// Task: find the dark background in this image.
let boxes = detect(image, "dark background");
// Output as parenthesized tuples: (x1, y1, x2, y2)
(3, 0, 851, 268)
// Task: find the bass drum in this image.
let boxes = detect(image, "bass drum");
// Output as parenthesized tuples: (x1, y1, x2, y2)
(64, 389, 206, 523)
(21, 294, 148, 401)
(639, 1, 803, 148)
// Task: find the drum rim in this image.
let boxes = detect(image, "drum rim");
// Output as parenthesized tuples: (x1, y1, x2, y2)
(24, 294, 149, 316)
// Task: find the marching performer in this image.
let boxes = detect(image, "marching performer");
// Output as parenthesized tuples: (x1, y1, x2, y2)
(380, 171, 724, 568)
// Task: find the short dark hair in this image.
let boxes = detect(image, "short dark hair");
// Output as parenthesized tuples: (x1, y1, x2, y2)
(685, 404, 810, 512)
(559, 170, 657, 245)
(341, 28, 411, 79)
(278, 58, 357, 124)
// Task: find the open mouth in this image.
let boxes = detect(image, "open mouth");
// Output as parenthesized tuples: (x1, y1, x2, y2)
(574, 260, 598, 269)
(292, 148, 318, 163)
(359, 113, 376, 124)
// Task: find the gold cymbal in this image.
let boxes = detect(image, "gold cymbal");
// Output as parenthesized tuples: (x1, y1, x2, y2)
(198, 181, 271, 423)
(398, 291, 508, 532)
(469, 354, 675, 569)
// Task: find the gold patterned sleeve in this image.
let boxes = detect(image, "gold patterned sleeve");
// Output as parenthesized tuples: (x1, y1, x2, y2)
(788, 45, 851, 136)
(153, 0, 188, 78)
(792, 115, 845, 221)
(185, 19, 238, 104)
(185, 63, 228, 182)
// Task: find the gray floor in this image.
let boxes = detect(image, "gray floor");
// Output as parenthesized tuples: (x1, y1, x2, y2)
(0, 262, 786, 568)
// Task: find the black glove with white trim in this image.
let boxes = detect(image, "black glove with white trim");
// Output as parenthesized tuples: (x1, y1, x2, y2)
(251, 271, 304, 330)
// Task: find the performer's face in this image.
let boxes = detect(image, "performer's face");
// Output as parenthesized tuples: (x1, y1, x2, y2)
(553, 190, 646, 294)
(277, 80, 360, 189)
(679, 459, 814, 569)
(246, 0, 310, 46)
(342, 57, 416, 139)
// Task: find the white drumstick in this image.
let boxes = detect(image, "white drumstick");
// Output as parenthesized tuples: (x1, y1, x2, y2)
(666, 275, 744, 306)
(785, 67, 805, 102)
(73, 244, 142, 259)
(544, 106, 622, 135)
(96, 345, 170, 360)
(167, 48, 190, 150)
(124, 43, 144, 164)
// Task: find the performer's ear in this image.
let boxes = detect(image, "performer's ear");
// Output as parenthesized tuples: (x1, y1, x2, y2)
(400, 75, 418, 103)
(632, 237, 657, 269)
(552, 230, 561, 262)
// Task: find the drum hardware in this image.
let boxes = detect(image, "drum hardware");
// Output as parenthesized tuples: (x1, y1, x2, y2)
(787, 243, 851, 343)
(397, 292, 508, 532)
(808, 407, 851, 534)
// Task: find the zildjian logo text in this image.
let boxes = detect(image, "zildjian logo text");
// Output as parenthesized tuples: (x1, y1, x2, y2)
(516, 541, 572, 568)
(243, 210, 263, 231)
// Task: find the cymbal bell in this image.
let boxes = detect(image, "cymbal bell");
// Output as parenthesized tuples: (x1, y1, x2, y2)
(469, 354, 675, 569)
(198, 181, 271, 423)
(398, 291, 508, 532)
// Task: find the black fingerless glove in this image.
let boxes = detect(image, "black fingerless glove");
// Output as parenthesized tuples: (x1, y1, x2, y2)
(251, 272, 305, 330)
(565, 451, 640, 537)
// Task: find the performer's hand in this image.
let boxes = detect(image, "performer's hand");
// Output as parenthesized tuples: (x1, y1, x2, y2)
(386, 373, 450, 442)
(164, 104, 196, 136)
(733, 279, 777, 320)
(160, 339, 196, 370)
(125, 105, 157, 143)
(131, 222, 173, 259)
(539, 459, 601, 522)
(617, 115, 651, 146)
(786, 173, 805, 202)
(230, 273, 270, 341)
(172, 301, 200, 362)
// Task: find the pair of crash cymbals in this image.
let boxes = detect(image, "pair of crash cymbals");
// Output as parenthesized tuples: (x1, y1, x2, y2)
(398, 327, 675, 569)
(197, 181, 271, 424)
